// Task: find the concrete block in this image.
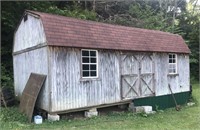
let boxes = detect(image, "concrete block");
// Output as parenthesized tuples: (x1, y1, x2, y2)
(187, 102, 195, 106)
(48, 114, 60, 121)
(134, 106, 144, 113)
(85, 108, 98, 118)
(131, 106, 153, 114)
(143, 106, 152, 114)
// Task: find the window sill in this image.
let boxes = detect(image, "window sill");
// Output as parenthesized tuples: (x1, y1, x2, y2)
(167, 73, 179, 76)
(79, 78, 101, 82)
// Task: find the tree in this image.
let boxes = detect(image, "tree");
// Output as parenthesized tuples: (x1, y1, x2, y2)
(95, 0, 199, 82)
(178, 1, 200, 82)
(1, 0, 199, 89)
(1, 1, 96, 88)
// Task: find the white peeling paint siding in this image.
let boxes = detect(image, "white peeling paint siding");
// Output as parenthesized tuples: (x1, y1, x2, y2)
(154, 53, 168, 96)
(154, 53, 190, 96)
(99, 50, 121, 104)
(178, 54, 190, 92)
(48, 47, 190, 112)
(13, 14, 46, 52)
(49, 47, 121, 112)
(13, 47, 49, 111)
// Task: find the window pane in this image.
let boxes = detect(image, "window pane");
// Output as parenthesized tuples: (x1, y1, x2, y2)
(172, 59, 175, 63)
(169, 64, 172, 69)
(90, 51, 96, 56)
(169, 54, 172, 58)
(169, 64, 175, 68)
(91, 58, 96, 63)
(83, 65, 89, 70)
(82, 57, 89, 63)
(169, 68, 171, 73)
(169, 59, 173, 63)
(169, 68, 173, 73)
(169, 66, 176, 73)
(172, 54, 175, 58)
(82, 51, 89, 56)
(90, 65, 96, 70)
(90, 71, 96, 76)
(83, 71, 89, 77)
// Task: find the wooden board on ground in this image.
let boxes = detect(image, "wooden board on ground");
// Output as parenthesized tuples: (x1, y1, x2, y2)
(19, 73, 46, 122)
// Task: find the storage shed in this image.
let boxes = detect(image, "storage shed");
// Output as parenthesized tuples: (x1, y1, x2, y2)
(13, 10, 190, 115)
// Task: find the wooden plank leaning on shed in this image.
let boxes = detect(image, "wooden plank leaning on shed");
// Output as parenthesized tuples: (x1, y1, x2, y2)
(19, 73, 46, 122)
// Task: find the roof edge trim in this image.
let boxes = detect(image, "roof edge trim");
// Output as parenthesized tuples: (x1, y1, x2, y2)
(25, 10, 41, 18)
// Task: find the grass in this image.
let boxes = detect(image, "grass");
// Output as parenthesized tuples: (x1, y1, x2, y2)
(1, 83, 200, 130)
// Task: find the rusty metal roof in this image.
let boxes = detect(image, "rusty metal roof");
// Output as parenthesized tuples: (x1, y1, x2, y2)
(19, 73, 46, 122)
(25, 10, 190, 54)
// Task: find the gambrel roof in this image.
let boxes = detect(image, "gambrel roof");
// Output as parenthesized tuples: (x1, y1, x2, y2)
(24, 10, 190, 53)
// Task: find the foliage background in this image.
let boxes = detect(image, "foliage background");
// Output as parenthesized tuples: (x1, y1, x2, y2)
(1, 0, 199, 90)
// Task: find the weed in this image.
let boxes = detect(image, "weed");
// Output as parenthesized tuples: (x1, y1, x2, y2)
(0, 107, 28, 123)
(139, 112, 148, 118)
(0, 83, 199, 129)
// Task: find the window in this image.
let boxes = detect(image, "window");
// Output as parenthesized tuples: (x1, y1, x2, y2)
(168, 54, 177, 74)
(81, 49, 98, 78)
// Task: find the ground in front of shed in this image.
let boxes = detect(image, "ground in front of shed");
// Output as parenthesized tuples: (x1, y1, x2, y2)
(0, 83, 199, 129)
(58, 91, 190, 120)
(34, 91, 190, 121)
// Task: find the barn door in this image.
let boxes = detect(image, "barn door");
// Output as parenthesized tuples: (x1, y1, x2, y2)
(140, 54, 155, 96)
(121, 53, 155, 99)
(121, 54, 140, 99)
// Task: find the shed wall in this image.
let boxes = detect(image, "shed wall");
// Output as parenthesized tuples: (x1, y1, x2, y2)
(13, 47, 49, 111)
(13, 14, 46, 52)
(49, 47, 121, 112)
(154, 53, 190, 96)
(48, 47, 190, 112)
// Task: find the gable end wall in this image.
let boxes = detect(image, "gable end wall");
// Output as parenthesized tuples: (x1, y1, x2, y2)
(13, 14, 46, 53)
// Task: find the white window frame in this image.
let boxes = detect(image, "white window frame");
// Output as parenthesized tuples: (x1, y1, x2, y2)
(168, 53, 177, 74)
(81, 49, 98, 78)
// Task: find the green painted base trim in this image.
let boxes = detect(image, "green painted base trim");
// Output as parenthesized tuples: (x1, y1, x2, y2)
(133, 91, 190, 110)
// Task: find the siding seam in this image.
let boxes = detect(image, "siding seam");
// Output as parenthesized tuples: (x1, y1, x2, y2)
(13, 43, 47, 55)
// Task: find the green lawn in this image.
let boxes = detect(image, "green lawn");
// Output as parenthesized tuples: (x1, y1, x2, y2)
(1, 83, 200, 130)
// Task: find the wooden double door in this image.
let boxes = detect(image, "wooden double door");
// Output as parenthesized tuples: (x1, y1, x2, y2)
(121, 53, 155, 99)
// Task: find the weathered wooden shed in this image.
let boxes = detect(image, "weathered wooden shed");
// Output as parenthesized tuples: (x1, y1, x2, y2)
(13, 10, 190, 115)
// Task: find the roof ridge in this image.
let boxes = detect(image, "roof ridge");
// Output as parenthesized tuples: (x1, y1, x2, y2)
(26, 10, 177, 37)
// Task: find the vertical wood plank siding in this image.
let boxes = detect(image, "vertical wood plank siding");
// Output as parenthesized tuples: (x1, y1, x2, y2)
(154, 53, 169, 96)
(154, 53, 190, 96)
(49, 47, 120, 112)
(49, 47, 190, 112)
(13, 15, 46, 52)
(178, 54, 190, 91)
(100, 50, 121, 104)
(13, 47, 49, 111)
(13, 45, 190, 112)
